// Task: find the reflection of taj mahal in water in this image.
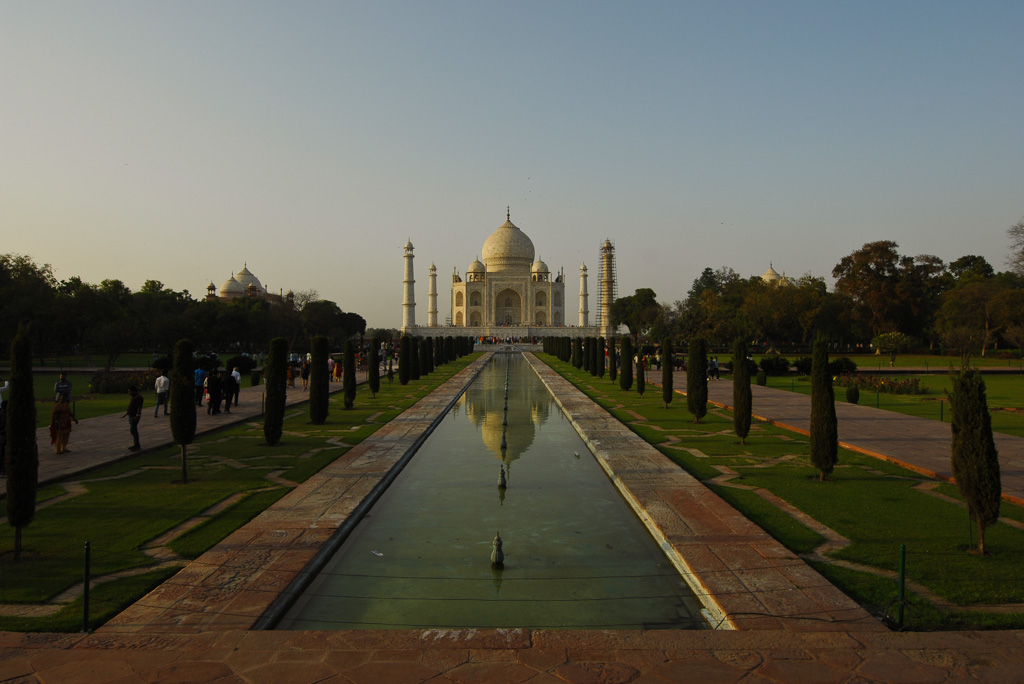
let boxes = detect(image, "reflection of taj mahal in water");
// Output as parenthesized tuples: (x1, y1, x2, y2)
(401, 210, 617, 339)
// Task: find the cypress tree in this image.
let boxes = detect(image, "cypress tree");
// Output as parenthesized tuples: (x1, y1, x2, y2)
(309, 335, 329, 424)
(343, 339, 356, 409)
(732, 338, 751, 444)
(264, 337, 288, 446)
(636, 353, 646, 397)
(609, 337, 617, 381)
(433, 334, 442, 367)
(619, 336, 633, 391)
(399, 335, 411, 385)
(421, 337, 433, 375)
(6, 323, 37, 560)
(572, 337, 583, 368)
(809, 334, 838, 481)
(445, 336, 455, 363)
(687, 337, 708, 423)
(662, 337, 673, 408)
(368, 338, 381, 398)
(597, 337, 606, 378)
(170, 338, 197, 482)
(583, 337, 592, 372)
(410, 337, 421, 380)
(950, 369, 1001, 554)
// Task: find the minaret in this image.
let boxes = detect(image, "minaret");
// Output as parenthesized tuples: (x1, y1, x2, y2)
(578, 264, 589, 327)
(402, 240, 416, 331)
(599, 240, 616, 338)
(427, 263, 438, 327)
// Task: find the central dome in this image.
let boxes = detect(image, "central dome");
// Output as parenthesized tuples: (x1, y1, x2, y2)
(482, 213, 535, 274)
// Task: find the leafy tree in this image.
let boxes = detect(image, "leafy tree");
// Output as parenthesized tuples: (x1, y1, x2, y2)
(661, 338, 673, 408)
(343, 339, 356, 409)
(871, 332, 914, 367)
(264, 338, 288, 446)
(949, 255, 995, 284)
(610, 288, 660, 346)
(6, 323, 37, 559)
(169, 339, 197, 483)
(309, 335, 329, 424)
(809, 334, 838, 481)
(937, 281, 1024, 356)
(950, 370, 1001, 554)
(942, 327, 984, 369)
(732, 338, 751, 445)
(608, 337, 618, 382)
(1008, 216, 1024, 276)
(833, 241, 947, 339)
(368, 338, 381, 398)
(399, 336, 411, 385)
(687, 337, 708, 423)
(0, 255, 57, 362)
(619, 336, 633, 391)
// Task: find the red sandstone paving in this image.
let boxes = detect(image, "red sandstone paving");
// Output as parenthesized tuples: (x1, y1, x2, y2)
(6, 354, 1024, 681)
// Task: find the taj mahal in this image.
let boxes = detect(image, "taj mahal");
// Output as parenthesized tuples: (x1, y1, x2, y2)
(401, 210, 617, 339)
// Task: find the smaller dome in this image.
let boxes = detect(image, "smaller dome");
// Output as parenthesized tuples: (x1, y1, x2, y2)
(531, 258, 549, 273)
(468, 258, 485, 273)
(762, 264, 781, 283)
(404, 239, 414, 250)
(220, 275, 245, 297)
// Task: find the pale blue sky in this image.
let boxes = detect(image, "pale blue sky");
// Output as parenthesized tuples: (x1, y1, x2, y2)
(2, 1, 1022, 328)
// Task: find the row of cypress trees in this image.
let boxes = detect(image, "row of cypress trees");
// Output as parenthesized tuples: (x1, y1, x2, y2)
(396, 335, 475, 386)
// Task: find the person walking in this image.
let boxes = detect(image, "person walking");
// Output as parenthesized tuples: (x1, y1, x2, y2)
(231, 366, 242, 406)
(300, 359, 310, 390)
(154, 371, 170, 417)
(54, 372, 72, 403)
(49, 394, 78, 454)
(194, 367, 208, 406)
(123, 386, 143, 451)
(206, 371, 222, 415)
(221, 370, 236, 414)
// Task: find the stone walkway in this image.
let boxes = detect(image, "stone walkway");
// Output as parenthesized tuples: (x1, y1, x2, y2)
(660, 370, 1024, 505)
(27, 373, 364, 488)
(2, 357, 1023, 681)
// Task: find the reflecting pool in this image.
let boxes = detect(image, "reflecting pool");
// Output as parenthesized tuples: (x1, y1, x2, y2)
(277, 353, 708, 629)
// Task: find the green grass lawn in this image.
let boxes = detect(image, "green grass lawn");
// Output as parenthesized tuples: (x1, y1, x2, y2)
(0, 353, 480, 632)
(763, 373, 1024, 438)
(541, 354, 1024, 631)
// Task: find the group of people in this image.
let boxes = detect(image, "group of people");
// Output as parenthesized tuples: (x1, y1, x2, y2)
(192, 367, 242, 415)
(707, 357, 721, 380)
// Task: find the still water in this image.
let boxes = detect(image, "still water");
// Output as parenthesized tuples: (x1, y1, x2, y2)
(277, 353, 707, 630)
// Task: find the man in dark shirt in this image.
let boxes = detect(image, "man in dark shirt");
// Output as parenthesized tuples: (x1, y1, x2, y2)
(123, 386, 143, 451)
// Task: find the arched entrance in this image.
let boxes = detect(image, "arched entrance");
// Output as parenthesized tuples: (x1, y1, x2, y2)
(494, 288, 522, 326)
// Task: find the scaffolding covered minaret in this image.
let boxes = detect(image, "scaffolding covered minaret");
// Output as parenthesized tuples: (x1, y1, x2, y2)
(427, 263, 438, 327)
(578, 264, 589, 327)
(402, 240, 416, 332)
(596, 239, 617, 338)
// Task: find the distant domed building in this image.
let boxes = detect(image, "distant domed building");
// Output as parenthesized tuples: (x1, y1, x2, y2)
(402, 209, 617, 339)
(205, 264, 293, 305)
(761, 263, 792, 286)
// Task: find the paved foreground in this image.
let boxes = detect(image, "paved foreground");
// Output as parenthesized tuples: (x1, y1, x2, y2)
(1, 355, 1022, 681)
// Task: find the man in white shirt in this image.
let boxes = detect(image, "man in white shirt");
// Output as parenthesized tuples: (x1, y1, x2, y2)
(154, 372, 170, 417)
(231, 367, 242, 406)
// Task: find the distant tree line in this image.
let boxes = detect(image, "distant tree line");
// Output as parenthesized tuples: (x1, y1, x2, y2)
(0, 254, 366, 365)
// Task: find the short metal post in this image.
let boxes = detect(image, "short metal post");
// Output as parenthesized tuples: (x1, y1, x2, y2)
(83, 540, 91, 633)
(897, 543, 906, 628)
